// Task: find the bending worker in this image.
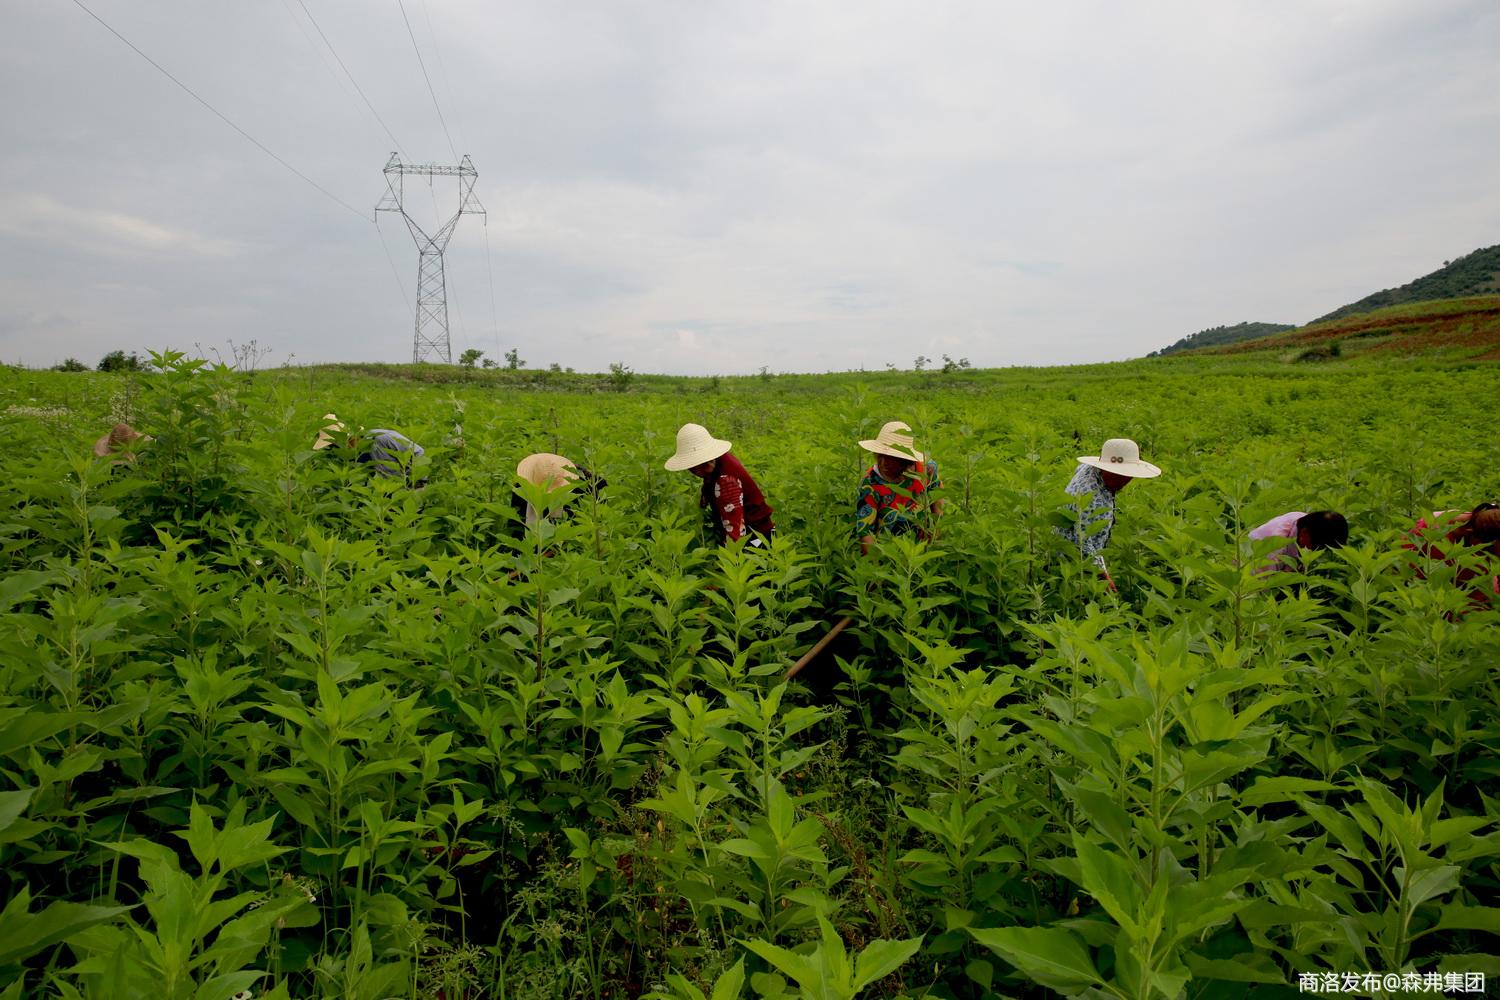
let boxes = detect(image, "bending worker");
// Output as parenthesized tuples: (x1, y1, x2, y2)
(314, 414, 426, 485)
(855, 420, 942, 555)
(1405, 502, 1499, 606)
(1056, 437, 1161, 591)
(513, 452, 605, 532)
(93, 423, 149, 465)
(665, 423, 774, 546)
(1247, 510, 1348, 573)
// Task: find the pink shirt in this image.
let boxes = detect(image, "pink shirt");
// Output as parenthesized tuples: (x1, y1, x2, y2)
(1248, 511, 1305, 573)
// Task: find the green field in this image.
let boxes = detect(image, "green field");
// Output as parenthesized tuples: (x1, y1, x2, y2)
(3, 351, 1499, 999)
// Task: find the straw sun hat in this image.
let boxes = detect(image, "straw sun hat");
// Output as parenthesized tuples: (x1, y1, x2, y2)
(312, 414, 346, 451)
(859, 421, 923, 463)
(92, 423, 148, 459)
(517, 453, 579, 490)
(1078, 438, 1161, 478)
(664, 423, 732, 472)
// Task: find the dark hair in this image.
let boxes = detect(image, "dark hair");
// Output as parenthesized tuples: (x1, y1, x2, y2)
(1468, 506, 1500, 545)
(1297, 510, 1348, 550)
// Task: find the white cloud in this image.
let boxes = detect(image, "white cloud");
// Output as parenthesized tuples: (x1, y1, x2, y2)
(0, 194, 247, 258)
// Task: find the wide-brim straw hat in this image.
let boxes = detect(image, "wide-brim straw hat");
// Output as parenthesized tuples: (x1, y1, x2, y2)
(859, 421, 923, 463)
(312, 413, 345, 451)
(93, 423, 148, 458)
(665, 423, 732, 471)
(1078, 438, 1161, 478)
(516, 453, 579, 490)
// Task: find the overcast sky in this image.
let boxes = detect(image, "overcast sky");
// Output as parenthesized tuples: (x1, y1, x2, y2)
(3, 1, 1497, 373)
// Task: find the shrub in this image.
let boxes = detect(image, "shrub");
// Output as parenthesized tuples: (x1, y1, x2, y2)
(98, 350, 145, 373)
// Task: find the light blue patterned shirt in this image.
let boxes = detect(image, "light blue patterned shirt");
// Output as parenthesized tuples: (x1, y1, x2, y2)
(1056, 464, 1116, 572)
(360, 430, 424, 481)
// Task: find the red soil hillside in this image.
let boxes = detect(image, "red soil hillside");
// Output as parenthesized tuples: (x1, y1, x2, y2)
(1211, 296, 1500, 361)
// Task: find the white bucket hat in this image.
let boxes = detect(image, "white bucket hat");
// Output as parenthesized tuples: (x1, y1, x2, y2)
(1078, 438, 1161, 478)
(665, 423, 732, 471)
(859, 421, 923, 463)
(313, 413, 346, 451)
(517, 453, 579, 490)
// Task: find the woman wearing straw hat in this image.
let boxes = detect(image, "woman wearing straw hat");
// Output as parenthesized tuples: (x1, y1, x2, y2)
(1056, 437, 1161, 591)
(856, 421, 943, 556)
(512, 452, 605, 532)
(92, 423, 150, 465)
(664, 423, 774, 546)
(313, 413, 426, 485)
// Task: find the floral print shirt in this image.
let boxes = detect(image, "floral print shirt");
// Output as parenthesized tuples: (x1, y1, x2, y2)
(700, 452, 774, 543)
(855, 459, 942, 539)
(1056, 464, 1117, 572)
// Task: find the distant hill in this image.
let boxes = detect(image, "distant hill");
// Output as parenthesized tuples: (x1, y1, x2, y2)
(1312, 244, 1500, 324)
(1209, 296, 1500, 361)
(1147, 321, 1296, 357)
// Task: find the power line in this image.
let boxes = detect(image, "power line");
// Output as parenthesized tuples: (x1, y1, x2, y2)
(374, 214, 414, 314)
(279, 0, 347, 95)
(450, 265, 470, 356)
(483, 215, 502, 360)
(68, 0, 370, 222)
(395, 0, 458, 162)
(293, 0, 410, 160)
(419, 0, 466, 155)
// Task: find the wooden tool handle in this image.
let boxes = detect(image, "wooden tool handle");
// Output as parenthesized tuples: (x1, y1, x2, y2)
(785, 616, 854, 680)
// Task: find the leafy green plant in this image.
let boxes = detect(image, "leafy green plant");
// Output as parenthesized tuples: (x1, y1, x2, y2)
(744, 918, 921, 999)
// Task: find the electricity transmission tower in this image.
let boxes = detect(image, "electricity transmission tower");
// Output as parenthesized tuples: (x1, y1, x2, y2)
(375, 153, 485, 363)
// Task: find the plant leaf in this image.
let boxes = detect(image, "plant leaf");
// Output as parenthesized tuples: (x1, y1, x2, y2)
(969, 925, 1103, 991)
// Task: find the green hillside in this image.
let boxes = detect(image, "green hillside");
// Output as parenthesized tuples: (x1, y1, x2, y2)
(1313, 243, 1500, 323)
(1149, 243, 1500, 358)
(1146, 321, 1295, 357)
(1209, 295, 1500, 361)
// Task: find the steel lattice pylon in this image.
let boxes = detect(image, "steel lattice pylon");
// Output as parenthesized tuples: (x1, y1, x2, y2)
(375, 152, 485, 363)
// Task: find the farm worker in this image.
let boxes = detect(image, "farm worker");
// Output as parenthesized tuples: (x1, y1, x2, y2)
(1403, 503, 1500, 606)
(313, 414, 426, 485)
(1246, 510, 1348, 573)
(92, 423, 150, 465)
(1056, 437, 1161, 592)
(513, 453, 606, 530)
(855, 421, 943, 556)
(664, 423, 774, 546)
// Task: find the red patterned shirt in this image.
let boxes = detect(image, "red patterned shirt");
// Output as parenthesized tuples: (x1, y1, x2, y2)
(700, 452, 774, 543)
